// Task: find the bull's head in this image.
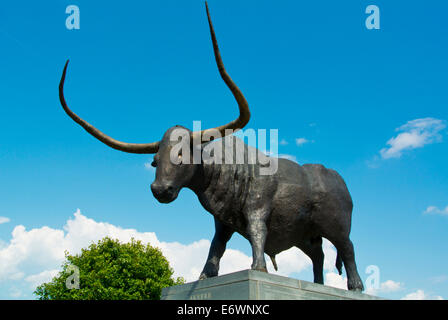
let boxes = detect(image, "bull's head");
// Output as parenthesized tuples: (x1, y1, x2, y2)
(59, 2, 250, 203)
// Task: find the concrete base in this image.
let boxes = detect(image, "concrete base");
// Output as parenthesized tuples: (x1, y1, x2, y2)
(161, 269, 382, 300)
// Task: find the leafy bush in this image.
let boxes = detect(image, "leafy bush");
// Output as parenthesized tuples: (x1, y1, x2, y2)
(34, 237, 184, 300)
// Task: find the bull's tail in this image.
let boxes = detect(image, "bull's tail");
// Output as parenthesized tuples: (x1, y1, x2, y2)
(269, 255, 278, 271)
(335, 252, 343, 275)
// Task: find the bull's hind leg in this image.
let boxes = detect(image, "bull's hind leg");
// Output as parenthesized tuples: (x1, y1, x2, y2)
(333, 238, 364, 291)
(316, 198, 364, 291)
(199, 217, 234, 280)
(299, 237, 324, 284)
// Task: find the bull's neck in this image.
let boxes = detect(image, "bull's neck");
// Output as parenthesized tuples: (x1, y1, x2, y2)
(186, 162, 214, 196)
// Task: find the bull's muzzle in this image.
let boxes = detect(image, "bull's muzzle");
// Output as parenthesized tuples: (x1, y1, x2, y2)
(151, 182, 178, 203)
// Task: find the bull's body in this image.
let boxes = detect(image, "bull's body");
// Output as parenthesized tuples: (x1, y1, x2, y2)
(186, 137, 363, 290)
(198, 138, 352, 253)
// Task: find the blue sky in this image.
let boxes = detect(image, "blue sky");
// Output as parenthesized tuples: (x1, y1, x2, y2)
(0, 0, 447, 299)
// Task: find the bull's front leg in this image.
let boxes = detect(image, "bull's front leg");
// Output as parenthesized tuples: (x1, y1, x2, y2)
(199, 217, 234, 280)
(246, 211, 269, 272)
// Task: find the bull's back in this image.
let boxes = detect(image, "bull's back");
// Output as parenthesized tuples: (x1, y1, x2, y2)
(301, 163, 353, 211)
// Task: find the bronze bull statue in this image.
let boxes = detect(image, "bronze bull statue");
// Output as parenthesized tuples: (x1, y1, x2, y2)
(59, 2, 364, 291)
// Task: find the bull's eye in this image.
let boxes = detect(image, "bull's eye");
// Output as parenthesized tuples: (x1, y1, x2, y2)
(177, 154, 182, 164)
(151, 161, 157, 168)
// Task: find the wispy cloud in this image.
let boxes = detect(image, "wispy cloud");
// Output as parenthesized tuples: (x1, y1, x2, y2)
(278, 154, 298, 163)
(365, 280, 404, 296)
(430, 275, 448, 284)
(0, 217, 10, 225)
(424, 205, 448, 216)
(24, 270, 59, 290)
(380, 118, 446, 159)
(279, 139, 288, 146)
(401, 289, 444, 300)
(295, 138, 310, 146)
(265, 151, 298, 163)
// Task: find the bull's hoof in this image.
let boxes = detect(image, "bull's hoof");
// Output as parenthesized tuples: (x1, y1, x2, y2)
(347, 278, 364, 292)
(199, 273, 208, 280)
(199, 272, 217, 280)
(199, 267, 218, 280)
(251, 264, 268, 273)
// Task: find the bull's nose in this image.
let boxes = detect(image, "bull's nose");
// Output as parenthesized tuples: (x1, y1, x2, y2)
(151, 182, 175, 197)
(150, 182, 163, 195)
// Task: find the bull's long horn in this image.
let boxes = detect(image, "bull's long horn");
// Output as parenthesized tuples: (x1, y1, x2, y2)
(59, 2, 249, 152)
(192, 2, 250, 143)
(59, 60, 160, 154)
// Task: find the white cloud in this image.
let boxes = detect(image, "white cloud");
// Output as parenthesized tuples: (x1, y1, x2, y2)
(424, 205, 448, 216)
(264, 151, 298, 163)
(278, 154, 298, 163)
(322, 239, 338, 272)
(402, 290, 426, 300)
(0, 217, 10, 225)
(25, 270, 60, 289)
(271, 248, 311, 276)
(325, 272, 348, 290)
(319, 240, 349, 290)
(295, 138, 309, 146)
(380, 118, 446, 159)
(9, 287, 23, 298)
(365, 280, 404, 296)
(401, 289, 444, 300)
(380, 280, 404, 292)
(279, 139, 288, 146)
(1, 210, 417, 300)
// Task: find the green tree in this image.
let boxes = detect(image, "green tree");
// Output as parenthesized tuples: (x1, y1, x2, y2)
(34, 237, 184, 300)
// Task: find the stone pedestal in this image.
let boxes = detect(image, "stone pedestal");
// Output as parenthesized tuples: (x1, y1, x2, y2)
(161, 269, 381, 300)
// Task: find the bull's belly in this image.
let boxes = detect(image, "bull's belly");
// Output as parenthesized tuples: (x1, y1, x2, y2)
(264, 183, 316, 255)
(200, 182, 336, 255)
(264, 213, 314, 255)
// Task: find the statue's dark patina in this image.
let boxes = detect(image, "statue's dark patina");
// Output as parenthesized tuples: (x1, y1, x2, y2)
(59, 2, 364, 291)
